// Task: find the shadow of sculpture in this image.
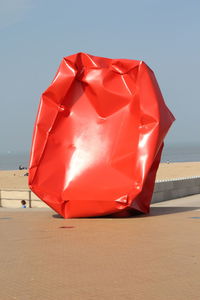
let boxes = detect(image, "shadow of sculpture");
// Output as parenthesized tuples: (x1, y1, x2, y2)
(52, 205, 199, 219)
(149, 206, 199, 217)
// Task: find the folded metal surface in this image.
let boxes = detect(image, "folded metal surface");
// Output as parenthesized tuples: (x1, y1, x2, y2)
(29, 53, 175, 218)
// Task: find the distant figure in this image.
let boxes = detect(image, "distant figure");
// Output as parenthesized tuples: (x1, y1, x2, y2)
(24, 172, 29, 176)
(19, 165, 27, 170)
(21, 200, 27, 208)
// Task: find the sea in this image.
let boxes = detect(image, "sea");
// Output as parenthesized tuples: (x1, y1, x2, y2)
(161, 144, 200, 163)
(0, 144, 199, 170)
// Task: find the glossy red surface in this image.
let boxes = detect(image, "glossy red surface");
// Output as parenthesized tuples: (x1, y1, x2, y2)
(29, 53, 175, 218)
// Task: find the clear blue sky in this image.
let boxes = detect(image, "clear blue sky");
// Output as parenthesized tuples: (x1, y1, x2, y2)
(0, 0, 200, 153)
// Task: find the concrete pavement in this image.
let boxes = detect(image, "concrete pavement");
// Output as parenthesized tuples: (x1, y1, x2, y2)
(0, 194, 200, 300)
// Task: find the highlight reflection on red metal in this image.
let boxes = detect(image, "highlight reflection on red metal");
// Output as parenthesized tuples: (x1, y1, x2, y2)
(29, 53, 175, 218)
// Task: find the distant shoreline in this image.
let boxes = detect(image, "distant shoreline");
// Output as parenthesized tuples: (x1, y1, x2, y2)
(1, 143, 200, 170)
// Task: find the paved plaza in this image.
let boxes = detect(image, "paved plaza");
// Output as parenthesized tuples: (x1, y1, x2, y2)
(0, 195, 200, 300)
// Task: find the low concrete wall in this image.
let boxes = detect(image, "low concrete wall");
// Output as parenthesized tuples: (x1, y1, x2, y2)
(0, 176, 200, 208)
(152, 176, 200, 203)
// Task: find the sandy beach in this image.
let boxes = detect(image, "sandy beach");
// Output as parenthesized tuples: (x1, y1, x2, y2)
(0, 162, 200, 189)
(156, 161, 200, 180)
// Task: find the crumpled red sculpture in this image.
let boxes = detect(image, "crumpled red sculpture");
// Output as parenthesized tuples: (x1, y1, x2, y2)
(29, 52, 175, 218)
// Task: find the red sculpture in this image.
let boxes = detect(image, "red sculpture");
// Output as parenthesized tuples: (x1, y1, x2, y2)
(29, 53, 175, 218)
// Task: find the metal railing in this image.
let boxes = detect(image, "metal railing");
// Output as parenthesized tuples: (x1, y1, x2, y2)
(0, 189, 43, 208)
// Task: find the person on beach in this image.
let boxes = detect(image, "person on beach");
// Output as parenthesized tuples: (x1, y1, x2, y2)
(21, 200, 27, 208)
